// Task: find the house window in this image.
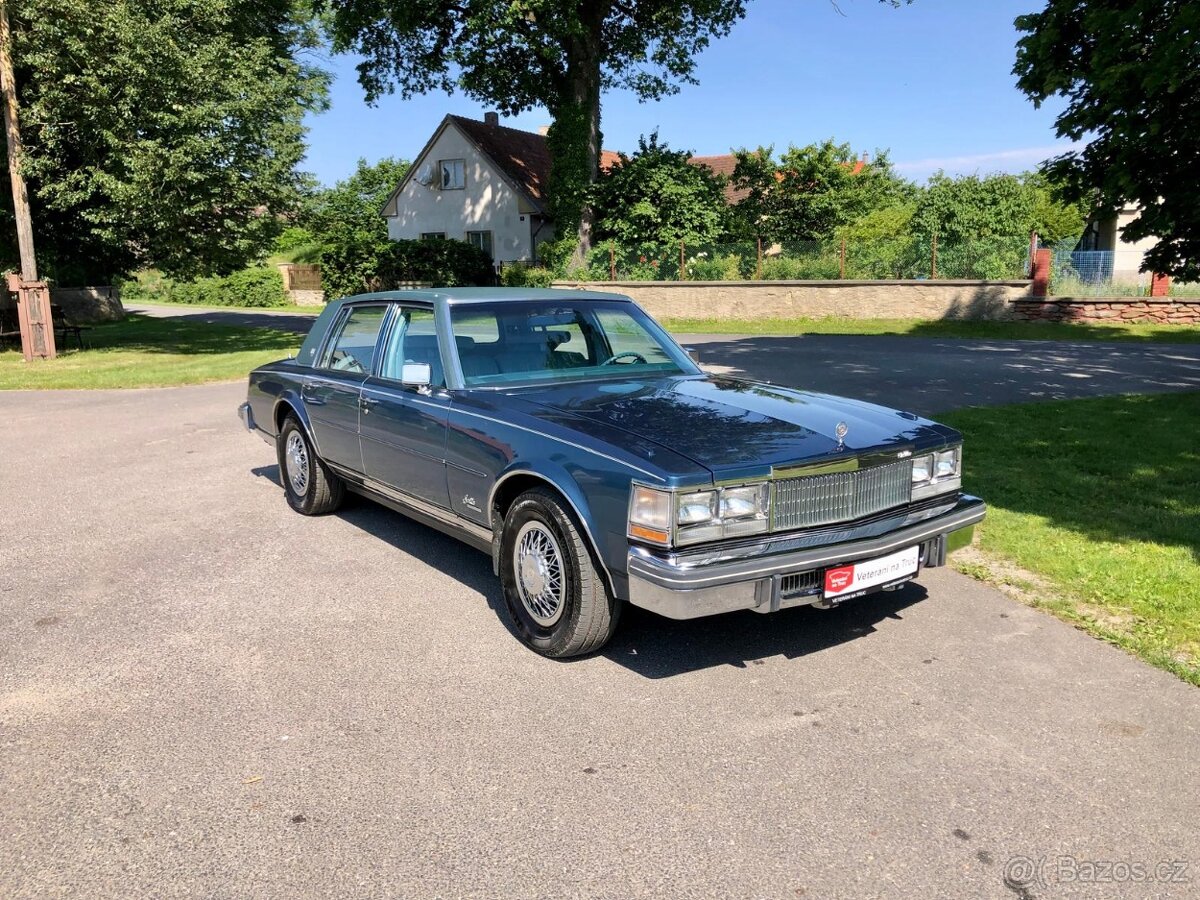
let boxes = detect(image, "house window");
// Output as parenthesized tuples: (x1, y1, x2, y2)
(420, 232, 446, 241)
(439, 159, 465, 190)
(465, 230, 493, 257)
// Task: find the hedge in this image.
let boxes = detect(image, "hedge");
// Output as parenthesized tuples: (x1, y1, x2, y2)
(321, 238, 495, 299)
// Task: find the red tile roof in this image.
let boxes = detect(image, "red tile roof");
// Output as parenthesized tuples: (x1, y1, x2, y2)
(450, 114, 556, 208)
(687, 154, 745, 204)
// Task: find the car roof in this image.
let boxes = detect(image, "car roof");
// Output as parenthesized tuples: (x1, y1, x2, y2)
(334, 287, 633, 307)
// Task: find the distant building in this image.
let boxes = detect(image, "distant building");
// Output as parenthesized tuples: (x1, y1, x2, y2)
(1077, 204, 1159, 282)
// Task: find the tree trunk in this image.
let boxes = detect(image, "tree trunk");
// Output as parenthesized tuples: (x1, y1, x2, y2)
(556, 4, 605, 272)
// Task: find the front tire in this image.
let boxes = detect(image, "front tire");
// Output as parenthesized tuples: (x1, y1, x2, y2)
(500, 488, 621, 658)
(277, 415, 343, 515)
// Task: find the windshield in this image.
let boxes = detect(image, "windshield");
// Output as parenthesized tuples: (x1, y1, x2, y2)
(450, 300, 696, 387)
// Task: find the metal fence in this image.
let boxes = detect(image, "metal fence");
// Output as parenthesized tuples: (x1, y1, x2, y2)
(1049, 249, 1151, 297)
(578, 237, 1033, 283)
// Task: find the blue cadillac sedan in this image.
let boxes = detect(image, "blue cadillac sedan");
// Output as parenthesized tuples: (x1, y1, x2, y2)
(239, 288, 985, 657)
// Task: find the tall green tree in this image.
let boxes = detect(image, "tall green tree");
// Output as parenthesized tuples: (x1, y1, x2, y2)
(730, 140, 914, 243)
(301, 156, 410, 250)
(324, 0, 750, 269)
(1014, 0, 1200, 279)
(911, 171, 1086, 246)
(592, 133, 730, 250)
(1, 0, 327, 283)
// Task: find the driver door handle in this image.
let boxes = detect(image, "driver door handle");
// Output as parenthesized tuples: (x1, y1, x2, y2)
(359, 396, 380, 413)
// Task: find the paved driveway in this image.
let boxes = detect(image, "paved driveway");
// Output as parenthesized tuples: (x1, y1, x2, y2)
(1, 384, 1197, 899)
(128, 304, 1200, 415)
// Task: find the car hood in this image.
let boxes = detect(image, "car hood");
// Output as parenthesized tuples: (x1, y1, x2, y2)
(508, 375, 959, 481)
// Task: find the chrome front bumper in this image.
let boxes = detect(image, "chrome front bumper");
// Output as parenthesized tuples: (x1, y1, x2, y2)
(626, 494, 985, 620)
(238, 401, 255, 432)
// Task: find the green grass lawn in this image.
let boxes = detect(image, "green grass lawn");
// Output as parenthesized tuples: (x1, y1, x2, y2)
(0, 314, 300, 389)
(941, 392, 1200, 685)
(662, 315, 1200, 343)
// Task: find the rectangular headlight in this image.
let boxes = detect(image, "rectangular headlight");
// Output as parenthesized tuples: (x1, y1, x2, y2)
(677, 490, 717, 525)
(912, 445, 963, 501)
(676, 483, 769, 546)
(911, 454, 933, 483)
(935, 448, 959, 478)
(629, 485, 671, 545)
(720, 484, 768, 520)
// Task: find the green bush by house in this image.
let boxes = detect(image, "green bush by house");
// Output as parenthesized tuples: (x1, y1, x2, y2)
(122, 267, 288, 308)
(321, 237, 495, 299)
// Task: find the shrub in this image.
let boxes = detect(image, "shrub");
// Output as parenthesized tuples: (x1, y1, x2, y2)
(686, 252, 745, 281)
(274, 226, 317, 254)
(119, 267, 286, 307)
(321, 238, 495, 299)
(760, 253, 841, 280)
(221, 268, 287, 307)
(501, 263, 555, 288)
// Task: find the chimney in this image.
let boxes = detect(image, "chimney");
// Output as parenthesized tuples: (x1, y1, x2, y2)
(484, 111, 499, 127)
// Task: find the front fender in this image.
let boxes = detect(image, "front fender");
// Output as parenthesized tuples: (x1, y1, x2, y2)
(488, 459, 631, 600)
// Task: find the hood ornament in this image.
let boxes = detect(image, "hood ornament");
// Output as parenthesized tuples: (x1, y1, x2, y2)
(834, 421, 848, 451)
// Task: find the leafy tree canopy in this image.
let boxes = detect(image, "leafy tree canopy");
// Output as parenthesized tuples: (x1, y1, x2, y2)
(300, 156, 411, 250)
(1, 0, 327, 284)
(323, 0, 748, 261)
(729, 140, 914, 243)
(911, 171, 1086, 247)
(592, 133, 730, 249)
(1014, 0, 1200, 278)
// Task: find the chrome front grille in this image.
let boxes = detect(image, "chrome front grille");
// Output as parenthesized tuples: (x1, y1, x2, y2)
(772, 460, 912, 530)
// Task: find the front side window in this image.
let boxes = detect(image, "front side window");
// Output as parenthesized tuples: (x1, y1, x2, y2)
(318, 305, 387, 374)
(450, 301, 693, 387)
(440, 159, 465, 190)
(379, 308, 445, 387)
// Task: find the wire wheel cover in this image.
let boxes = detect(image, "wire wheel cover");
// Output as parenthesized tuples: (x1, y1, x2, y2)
(514, 521, 567, 626)
(284, 431, 309, 495)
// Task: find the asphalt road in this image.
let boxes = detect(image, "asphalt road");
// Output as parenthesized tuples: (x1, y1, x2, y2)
(127, 303, 1200, 415)
(2, 384, 1198, 898)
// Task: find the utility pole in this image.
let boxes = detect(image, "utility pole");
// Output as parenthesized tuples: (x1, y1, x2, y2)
(0, 0, 54, 361)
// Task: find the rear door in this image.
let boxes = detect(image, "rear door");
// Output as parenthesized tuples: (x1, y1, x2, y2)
(303, 303, 388, 472)
(360, 306, 452, 508)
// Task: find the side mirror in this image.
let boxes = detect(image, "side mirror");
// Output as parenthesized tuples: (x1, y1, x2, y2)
(684, 346, 701, 365)
(401, 362, 432, 388)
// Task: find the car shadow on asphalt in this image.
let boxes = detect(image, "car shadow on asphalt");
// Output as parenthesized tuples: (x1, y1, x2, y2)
(601, 588, 927, 679)
(254, 464, 928, 679)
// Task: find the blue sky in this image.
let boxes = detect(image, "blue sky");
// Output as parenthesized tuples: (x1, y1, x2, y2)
(302, 0, 1072, 187)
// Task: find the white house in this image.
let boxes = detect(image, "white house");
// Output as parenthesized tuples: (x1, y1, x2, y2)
(1077, 203, 1160, 282)
(380, 113, 564, 266)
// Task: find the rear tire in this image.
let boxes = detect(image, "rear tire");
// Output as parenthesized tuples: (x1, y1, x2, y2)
(277, 415, 343, 515)
(500, 488, 621, 658)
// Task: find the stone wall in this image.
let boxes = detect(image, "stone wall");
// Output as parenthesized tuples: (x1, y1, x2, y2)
(551, 279, 1032, 321)
(1012, 297, 1200, 325)
(49, 286, 125, 322)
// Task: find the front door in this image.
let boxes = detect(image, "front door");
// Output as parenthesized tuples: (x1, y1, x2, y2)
(304, 303, 388, 472)
(360, 306, 451, 508)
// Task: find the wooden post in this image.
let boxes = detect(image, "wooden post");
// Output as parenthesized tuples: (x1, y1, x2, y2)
(1028, 231, 1038, 277)
(608, 246, 615, 281)
(756, 237, 763, 280)
(679, 240, 686, 280)
(0, 0, 54, 361)
(931, 232, 938, 280)
(839, 238, 846, 279)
